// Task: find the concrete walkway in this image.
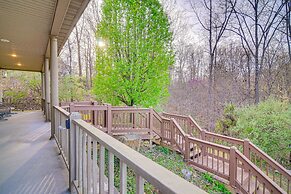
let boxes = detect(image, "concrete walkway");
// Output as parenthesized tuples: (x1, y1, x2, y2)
(0, 111, 69, 194)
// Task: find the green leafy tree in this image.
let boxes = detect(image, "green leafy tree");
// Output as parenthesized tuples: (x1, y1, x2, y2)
(93, 0, 174, 107)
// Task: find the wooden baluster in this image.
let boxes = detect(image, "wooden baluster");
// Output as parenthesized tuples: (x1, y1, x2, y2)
(66, 128, 69, 161)
(87, 136, 92, 194)
(216, 150, 219, 173)
(120, 161, 127, 194)
(262, 183, 265, 194)
(64, 127, 67, 159)
(255, 176, 258, 193)
(211, 148, 214, 170)
(78, 129, 82, 188)
(248, 169, 251, 192)
(287, 179, 290, 194)
(82, 133, 87, 194)
(229, 146, 237, 188)
(184, 135, 190, 162)
(206, 146, 209, 167)
(136, 174, 144, 194)
(222, 152, 225, 174)
(75, 126, 79, 186)
(201, 144, 204, 166)
(241, 163, 244, 184)
(99, 145, 105, 194)
(92, 140, 97, 194)
(108, 152, 114, 194)
(279, 173, 282, 187)
(107, 105, 112, 135)
(60, 125, 63, 152)
(266, 164, 269, 176)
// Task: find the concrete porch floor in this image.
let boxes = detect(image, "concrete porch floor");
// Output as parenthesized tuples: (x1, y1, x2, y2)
(0, 111, 69, 194)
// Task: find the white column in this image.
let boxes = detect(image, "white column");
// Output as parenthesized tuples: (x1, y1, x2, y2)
(50, 36, 59, 139)
(0, 73, 3, 103)
(41, 72, 45, 112)
(45, 58, 50, 121)
(0, 87, 2, 103)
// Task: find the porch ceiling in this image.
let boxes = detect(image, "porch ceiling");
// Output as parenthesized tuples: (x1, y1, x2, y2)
(0, 0, 89, 72)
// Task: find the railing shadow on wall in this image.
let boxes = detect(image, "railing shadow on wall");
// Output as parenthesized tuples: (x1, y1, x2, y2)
(53, 102, 290, 194)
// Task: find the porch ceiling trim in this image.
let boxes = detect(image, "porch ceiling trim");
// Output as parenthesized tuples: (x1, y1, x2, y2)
(0, 0, 90, 73)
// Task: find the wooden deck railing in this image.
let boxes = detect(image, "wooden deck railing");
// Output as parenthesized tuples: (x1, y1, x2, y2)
(162, 112, 203, 138)
(53, 105, 206, 194)
(57, 102, 290, 194)
(162, 112, 291, 194)
(233, 148, 285, 194)
(248, 142, 291, 193)
(54, 106, 70, 169)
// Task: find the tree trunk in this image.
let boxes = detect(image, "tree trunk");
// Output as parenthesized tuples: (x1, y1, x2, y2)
(75, 27, 82, 77)
(254, 2, 260, 104)
(285, 0, 291, 101)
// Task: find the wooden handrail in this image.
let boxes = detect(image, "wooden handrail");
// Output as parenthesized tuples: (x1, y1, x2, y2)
(54, 105, 70, 117)
(172, 118, 187, 137)
(249, 142, 291, 178)
(188, 136, 231, 151)
(162, 112, 189, 119)
(234, 148, 286, 194)
(204, 130, 244, 146)
(188, 115, 203, 133)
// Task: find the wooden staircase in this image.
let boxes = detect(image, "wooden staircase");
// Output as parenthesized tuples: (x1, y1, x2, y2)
(62, 102, 290, 194)
(160, 112, 290, 194)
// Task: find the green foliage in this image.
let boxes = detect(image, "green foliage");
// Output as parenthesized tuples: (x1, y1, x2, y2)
(59, 75, 90, 102)
(227, 99, 291, 168)
(93, 0, 174, 107)
(3, 71, 41, 102)
(202, 173, 231, 194)
(156, 146, 170, 155)
(215, 103, 237, 135)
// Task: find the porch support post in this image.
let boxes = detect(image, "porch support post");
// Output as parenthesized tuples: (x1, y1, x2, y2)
(41, 72, 45, 112)
(0, 83, 3, 104)
(45, 58, 50, 121)
(50, 35, 59, 139)
(0, 70, 3, 103)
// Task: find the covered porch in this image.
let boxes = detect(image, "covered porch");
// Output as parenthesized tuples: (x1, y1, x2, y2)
(0, 1, 208, 194)
(0, 0, 90, 193)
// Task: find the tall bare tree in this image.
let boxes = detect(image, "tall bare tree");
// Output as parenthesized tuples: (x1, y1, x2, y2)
(230, 0, 289, 103)
(189, 0, 236, 130)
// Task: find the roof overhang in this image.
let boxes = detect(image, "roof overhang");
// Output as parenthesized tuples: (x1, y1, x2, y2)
(0, 0, 90, 72)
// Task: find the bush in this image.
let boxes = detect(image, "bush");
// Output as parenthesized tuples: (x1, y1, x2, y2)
(227, 99, 291, 168)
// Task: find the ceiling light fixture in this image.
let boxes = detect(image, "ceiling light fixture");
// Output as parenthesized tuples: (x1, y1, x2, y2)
(17, 63, 22, 66)
(11, 54, 17, 57)
(0, 38, 10, 43)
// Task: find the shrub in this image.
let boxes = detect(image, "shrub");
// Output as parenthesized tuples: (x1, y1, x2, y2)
(227, 99, 291, 168)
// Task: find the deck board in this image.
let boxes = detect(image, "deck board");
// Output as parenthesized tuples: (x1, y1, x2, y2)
(0, 111, 70, 194)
